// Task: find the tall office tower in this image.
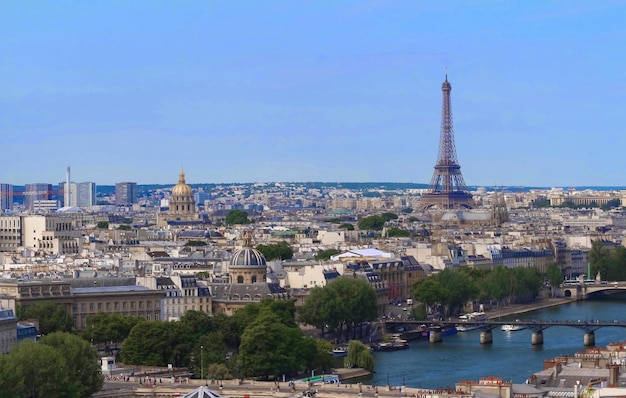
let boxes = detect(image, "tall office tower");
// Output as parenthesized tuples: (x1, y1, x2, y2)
(76, 182, 96, 207)
(115, 182, 137, 205)
(0, 184, 13, 212)
(420, 75, 474, 210)
(58, 181, 70, 207)
(24, 183, 53, 211)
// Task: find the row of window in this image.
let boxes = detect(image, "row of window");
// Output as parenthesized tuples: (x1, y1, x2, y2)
(166, 297, 206, 304)
(73, 300, 160, 312)
(76, 312, 160, 328)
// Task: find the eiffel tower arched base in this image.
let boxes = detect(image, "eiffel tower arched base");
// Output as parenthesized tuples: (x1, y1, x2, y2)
(420, 192, 474, 210)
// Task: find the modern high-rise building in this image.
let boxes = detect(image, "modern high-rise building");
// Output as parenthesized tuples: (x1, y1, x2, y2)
(76, 182, 96, 208)
(0, 184, 13, 212)
(24, 183, 53, 211)
(115, 182, 137, 205)
(60, 182, 97, 208)
(58, 181, 70, 207)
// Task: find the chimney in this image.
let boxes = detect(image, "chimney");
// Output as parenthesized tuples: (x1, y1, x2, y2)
(65, 166, 71, 207)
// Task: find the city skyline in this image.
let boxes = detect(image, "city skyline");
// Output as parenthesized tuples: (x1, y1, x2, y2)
(1, 1, 625, 186)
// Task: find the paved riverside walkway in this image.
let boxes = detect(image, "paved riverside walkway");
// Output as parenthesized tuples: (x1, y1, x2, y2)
(481, 298, 575, 320)
(98, 376, 441, 398)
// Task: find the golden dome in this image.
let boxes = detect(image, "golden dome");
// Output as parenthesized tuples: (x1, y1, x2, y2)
(172, 170, 193, 196)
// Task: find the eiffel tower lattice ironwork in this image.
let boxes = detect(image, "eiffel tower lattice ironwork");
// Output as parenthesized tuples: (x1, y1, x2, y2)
(420, 75, 474, 210)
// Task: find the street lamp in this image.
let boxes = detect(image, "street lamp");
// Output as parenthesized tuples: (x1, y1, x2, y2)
(201, 345, 204, 386)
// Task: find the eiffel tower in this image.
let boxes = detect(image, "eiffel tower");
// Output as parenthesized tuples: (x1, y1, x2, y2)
(420, 75, 474, 210)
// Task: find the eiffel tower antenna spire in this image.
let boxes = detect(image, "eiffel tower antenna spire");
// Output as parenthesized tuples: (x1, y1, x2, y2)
(420, 74, 474, 210)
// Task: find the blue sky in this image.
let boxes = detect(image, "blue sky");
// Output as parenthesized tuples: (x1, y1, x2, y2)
(1, 1, 625, 187)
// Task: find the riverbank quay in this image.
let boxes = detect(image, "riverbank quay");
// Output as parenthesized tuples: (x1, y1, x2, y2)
(96, 373, 447, 398)
(482, 297, 576, 320)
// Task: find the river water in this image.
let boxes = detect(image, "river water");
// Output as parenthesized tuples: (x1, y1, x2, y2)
(359, 295, 626, 389)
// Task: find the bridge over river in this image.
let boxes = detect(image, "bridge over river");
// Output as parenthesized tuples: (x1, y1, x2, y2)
(384, 318, 626, 346)
(562, 280, 626, 299)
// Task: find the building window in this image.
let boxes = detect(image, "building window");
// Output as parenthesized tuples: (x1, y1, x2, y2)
(122, 302, 127, 309)
(114, 302, 119, 310)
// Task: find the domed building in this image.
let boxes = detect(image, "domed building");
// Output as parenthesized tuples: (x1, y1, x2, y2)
(157, 169, 199, 227)
(207, 232, 288, 315)
(170, 170, 196, 217)
(228, 232, 267, 284)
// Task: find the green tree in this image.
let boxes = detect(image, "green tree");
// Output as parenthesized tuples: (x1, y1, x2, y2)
(609, 247, 626, 281)
(412, 277, 448, 308)
(121, 321, 184, 366)
(41, 332, 104, 397)
(325, 277, 378, 341)
(207, 363, 232, 380)
(437, 269, 478, 314)
(96, 221, 109, 229)
(602, 199, 622, 210)
(401, 207, 413, 214)
(256, 241, 294, 261)
(297, 286, 339, 333)
(0, 354, 23, 397)
(117, 224, 132, 230)
(410, 303, 428, 321)
(225, 210, 251, 225)
(546, 263, 564, 297)
(314, 248, 341, 261)
(239, 313, 311, 378)
(386, 227, 410, 237)
(21, 302, 73, 335)
(339, 223, 355, 230)
(82, 313, 144, 346)
(179, 310, 215, 342)
(357, 215, 385, 230)
(345, 340, 374, 372)
(9, 340, 71, 398)
(310, 339, 334, 373)
(380, 212, 398, 222)
(589, 239, 611, 279)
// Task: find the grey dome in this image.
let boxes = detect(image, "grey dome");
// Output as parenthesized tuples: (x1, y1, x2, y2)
(230, 247, 267, 268)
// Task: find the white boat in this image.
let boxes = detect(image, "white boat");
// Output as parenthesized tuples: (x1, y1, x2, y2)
(456, 324, 483, 332)
(456, 312, 488, 332)
(501, 321, 526, 332)
(332, 348, 348, 357)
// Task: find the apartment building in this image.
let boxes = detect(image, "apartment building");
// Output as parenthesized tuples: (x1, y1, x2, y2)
(22, 215, 82, 255)
(0, 216, 22, 252)
(72, 285, 162, 330)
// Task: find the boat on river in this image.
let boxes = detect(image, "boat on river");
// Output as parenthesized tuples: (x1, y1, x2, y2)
(332, 348, 348, 357)
(456, 312, 488, 332)
(373, 338, 410, 352)
(501, 320, 526, 332)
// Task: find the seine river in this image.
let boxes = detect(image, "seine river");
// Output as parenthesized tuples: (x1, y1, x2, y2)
(359, 295, 626, 389)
